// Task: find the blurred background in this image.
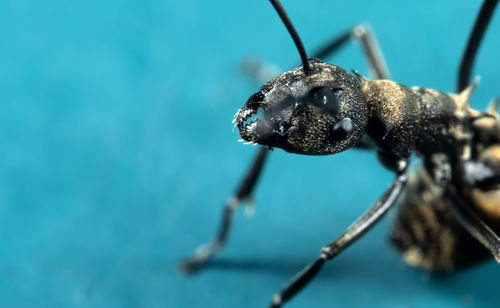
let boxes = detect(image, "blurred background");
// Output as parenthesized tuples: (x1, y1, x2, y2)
(1, 0, 499, 307)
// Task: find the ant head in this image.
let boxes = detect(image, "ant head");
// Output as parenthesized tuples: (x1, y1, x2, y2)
(235, 0, 367, 154)
(235, 59, 368, 154)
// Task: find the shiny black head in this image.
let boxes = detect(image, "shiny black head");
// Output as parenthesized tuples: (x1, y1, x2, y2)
(235, 60, 368, 155)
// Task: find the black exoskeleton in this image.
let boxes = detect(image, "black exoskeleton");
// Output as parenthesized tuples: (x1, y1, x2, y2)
(237, 62, 368, 156)
(236, 59, 481, 173)
(182, 0, 500, 307)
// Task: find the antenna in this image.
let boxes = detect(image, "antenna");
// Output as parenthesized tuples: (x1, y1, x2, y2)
(457, 0, 499, 92)
(270, 0, 312, 75)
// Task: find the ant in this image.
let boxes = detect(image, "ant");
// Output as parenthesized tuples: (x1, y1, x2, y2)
(182, 0, 500, 306)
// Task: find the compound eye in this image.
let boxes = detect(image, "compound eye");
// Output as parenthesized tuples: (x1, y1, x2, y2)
(331, 118, 355, 140)
(306, 87, 343, 115)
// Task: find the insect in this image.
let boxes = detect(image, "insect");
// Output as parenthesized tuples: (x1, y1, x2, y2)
(182, 0, 500, 306)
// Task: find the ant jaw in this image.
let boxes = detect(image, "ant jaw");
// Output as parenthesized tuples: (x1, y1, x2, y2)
(235, 104, 274, 145)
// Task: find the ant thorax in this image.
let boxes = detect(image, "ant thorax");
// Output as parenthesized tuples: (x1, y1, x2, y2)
(358, 75, 478, 161)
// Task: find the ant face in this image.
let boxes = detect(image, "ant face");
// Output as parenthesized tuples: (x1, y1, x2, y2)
(236, 60, 369, 155)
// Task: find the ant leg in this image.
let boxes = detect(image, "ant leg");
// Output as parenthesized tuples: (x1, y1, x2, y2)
(457, 0, 499, 92)
(443, 183, 500, 263)
(181, 147, 269, 274)
(312, 24, 391, 80)
(269, 172, 408, 308)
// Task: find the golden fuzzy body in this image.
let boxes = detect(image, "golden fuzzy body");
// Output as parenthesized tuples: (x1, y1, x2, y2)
(391, 166, 493, 270)
(389, 97, 500, 270)
(359, 77, 477, 161)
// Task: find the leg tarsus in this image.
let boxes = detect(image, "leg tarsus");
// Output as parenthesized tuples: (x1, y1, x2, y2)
(269, 255, 327, 308)
(180, 198, 238, 274)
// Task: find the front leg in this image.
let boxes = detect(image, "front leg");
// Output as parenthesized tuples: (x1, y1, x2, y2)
(270, 171, 408, 308)
(180, 147, 269, 273)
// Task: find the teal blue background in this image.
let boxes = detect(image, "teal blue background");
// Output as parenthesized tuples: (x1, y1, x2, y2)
(1, 0, 499, 307)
